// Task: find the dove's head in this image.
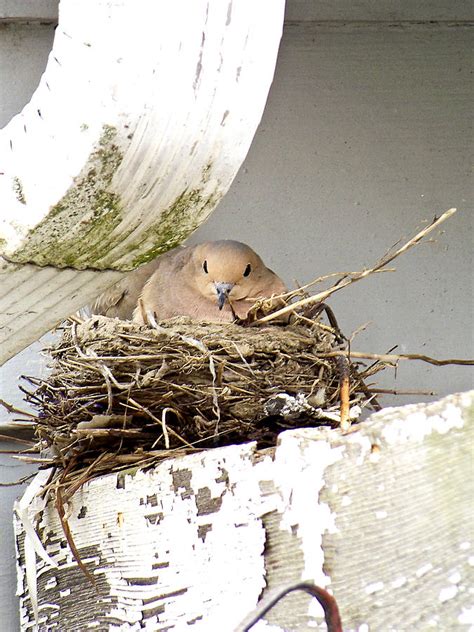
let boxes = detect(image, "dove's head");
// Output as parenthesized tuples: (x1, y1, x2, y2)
(192, 240, 272, 310)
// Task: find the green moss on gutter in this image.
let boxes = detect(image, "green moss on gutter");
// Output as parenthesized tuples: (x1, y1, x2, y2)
(13, 125, 125, 269)
(129, 184, 221, 268)
(12, 134, 222, 270)
(201, 162, 212, 184)
(84, 161, 222, 269)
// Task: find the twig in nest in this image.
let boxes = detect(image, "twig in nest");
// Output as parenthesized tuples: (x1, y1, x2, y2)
(0, 431, 35, 445)
(55, 476, 98, 591)
(126, 397, 194, 448)
(368, 388, 437, 396)
(257, 208, 457, 324)
(337, 356, 351, 431)
(321, 350, 474, 367)
(71, 322, 114, 412)
(349, 322, 372, 343)
(0, 398, 36, 417)
(156, 408, 172, 449)
(68, 314, 84, 325)
(0, 473, 37, 487)
(278, 269, 395, 302)
(137, 298, 147, 325)
(65, 453, 111, 499)
(300, 302, 346, 344)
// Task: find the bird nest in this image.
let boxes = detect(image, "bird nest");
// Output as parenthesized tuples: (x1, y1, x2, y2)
(23, 310, 383, 483)
(17, 210, 465, 487)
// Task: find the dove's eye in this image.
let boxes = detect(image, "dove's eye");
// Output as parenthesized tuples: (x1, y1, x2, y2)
(203, 260, 208, 274)
(243, 264, 251, 277)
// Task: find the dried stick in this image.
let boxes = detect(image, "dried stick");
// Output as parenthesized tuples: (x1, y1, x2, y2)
(137, 298, 147, 325)
(256, 208, 457, 324)
(276, 267, 395, 301)
(321, 350, 473, 367)
(0, 473, 37, 487)
(235, 580, 342, 632)
(0, 398, 36, 417)
(367, 388, 437, 396)
(0, 433, 35, 445)
(55, 477, 98, 590)
(337, 356, 350, 430)
(126, 397, 194, 448)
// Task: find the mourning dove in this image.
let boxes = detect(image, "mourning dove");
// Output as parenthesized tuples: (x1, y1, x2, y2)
(88, 240, 286, 323)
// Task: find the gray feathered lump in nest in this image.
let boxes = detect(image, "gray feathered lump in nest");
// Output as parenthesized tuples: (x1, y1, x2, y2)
(25, 312, 379, 472)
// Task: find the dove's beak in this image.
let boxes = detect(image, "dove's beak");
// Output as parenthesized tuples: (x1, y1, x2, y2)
(214, 282, 234, 310)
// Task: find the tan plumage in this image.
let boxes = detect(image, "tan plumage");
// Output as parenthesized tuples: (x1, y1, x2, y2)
(88, 257, 164, 320)
(88, 241, 286, 323)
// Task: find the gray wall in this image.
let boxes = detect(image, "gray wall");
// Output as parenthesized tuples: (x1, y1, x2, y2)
(0, 22, 56, 127)
(0, 2, 473, 628)
(190, 20, 473, 402)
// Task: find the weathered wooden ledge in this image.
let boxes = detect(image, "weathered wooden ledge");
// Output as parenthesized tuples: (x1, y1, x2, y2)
(0, 0, 285, 363)
(14, 391, 474, 630)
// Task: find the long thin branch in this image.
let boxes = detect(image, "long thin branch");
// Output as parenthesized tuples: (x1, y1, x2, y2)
(256, 208, 457, 324)
(270, 268, 395, 302)
(367, 388, 436, 396)
(320, 350, 473, 367)
(0, 398, 36, 417)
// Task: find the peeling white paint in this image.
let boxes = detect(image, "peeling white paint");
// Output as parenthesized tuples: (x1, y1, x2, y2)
(44, 578, 57, 590)
(458, 606, 474, 625)
(273, 431, 344, 589)
(468, 556, 474, 567)
(383, 411, 432, 444)
(426, 616, 440, 627)
(14, 392, 474, 630)
(250, 621, 285, 631)
(38, 603, 60, 611)
(460, 542, 471, 550)
(416, 563, 433, 578)
(365, 581, 384, 595)
(347, 434, 373, 466)
(307, 596, 327, 623)
(391, 576, 407, 589)
(368, 450, 381, 463)
(439, 585, 458, 602)
(374, 398, 467, 446)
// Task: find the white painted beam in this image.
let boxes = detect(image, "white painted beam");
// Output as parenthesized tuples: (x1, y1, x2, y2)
(0, 0, 285, 363)
(14, 391, 474, 629)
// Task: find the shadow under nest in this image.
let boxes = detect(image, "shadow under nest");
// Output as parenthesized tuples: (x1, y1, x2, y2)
(22, 308, 384, 482)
